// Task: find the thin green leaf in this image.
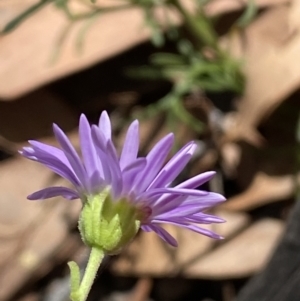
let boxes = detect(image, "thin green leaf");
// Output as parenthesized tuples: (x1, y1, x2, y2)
(172, 99, 203, 132)
(54, 0, 68, 8)
(2, 0, 52, 34)
(125, 66, 166, 80)
(150, 53, 185, 66)
(236, 0, 257, 28)
(49, 22, 73, 64)
(144, 9, 164, 47)
(75, 14, 98, 54)
(177, 39, 194, 56)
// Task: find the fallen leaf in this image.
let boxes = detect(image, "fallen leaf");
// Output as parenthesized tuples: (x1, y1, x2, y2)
(220, 172, 299, 211)
(222, 6, 300, 143)
(185, 218, 284, 279)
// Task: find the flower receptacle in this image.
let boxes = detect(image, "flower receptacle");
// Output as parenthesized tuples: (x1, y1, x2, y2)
(79, 189, 141, 255)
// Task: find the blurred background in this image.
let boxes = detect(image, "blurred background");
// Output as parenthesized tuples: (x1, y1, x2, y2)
(0, 0, 300, 300)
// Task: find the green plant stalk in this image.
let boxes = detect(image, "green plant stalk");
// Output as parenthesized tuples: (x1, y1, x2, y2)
(69, 247, 104, 301)
(170, 0, 219, 50)
(62, 4, 133, 21)
(2, 0, 54, 34)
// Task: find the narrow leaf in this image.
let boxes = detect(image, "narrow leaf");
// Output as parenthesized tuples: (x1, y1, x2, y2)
(2, 0, 51, 34)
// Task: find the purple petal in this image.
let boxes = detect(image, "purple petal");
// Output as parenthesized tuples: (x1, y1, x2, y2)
(91, 127, 120, 193)
(186, 213, 226, 223)
(149, 195, 186, 216)
(152, 220, 223, 239)
(141, 224, 152, 232)
(92, 128, 112, 184)
(139, 187, 213, 202)
(106, 141, 123, 198)
(21, 145, 80, 187)
(181, 223, 223, 239)
(99, 111, 112, 141)
(91, 125, 107, 151)
(154, 204, 203, 219)
(148, 141, 197, 190)
(122, 158, 146, 195)
(176, 171, 216, 189)
(53, 124, 89, 191)
(155, 205, 226, 222)
(122, 157, 146, 173)
(19, 147, 36, 159)
(120, 120, 139, 170)
(141, 224, 178, 247)
(89, 171, 105, 193)
(28, 187, 79, 200)
(28, 141, 71, 167)
(79, 114, 103, 182)
(150, 192, 225, 219)
(106, 139, 119, 163)
(133, 134, 174, 193)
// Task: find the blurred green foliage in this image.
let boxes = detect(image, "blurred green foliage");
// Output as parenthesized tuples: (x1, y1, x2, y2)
(2, 0, 257, 132)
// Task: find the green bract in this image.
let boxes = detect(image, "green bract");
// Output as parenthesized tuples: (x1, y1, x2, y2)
(79, 189, 141, 255)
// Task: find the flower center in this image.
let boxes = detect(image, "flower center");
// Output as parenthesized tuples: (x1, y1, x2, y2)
(136, 205, 152, 222)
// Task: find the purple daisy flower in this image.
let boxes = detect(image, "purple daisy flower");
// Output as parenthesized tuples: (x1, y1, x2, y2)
(21, 111, 225, 247)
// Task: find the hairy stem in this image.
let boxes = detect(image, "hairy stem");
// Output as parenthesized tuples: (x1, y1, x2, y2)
(69, 247, 104, 301)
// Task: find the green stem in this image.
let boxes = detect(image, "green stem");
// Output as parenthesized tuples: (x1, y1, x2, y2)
(69, 247, 104, 301)
(62, 4, 133, 21)
(2, 0, 53, 34)
(170, 0, 220, 51)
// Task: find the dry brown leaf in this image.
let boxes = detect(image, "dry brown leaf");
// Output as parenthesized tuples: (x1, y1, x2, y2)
(113, 216, 284, 279)
(220, 172, 299, 211)
(185, 218, 284, 279)
(220, 140, 242, 177)
(288, 0, 300, 34)
(0, 0, 294, 100)
(0, 0, 36, 28)
(0, 94, 80, 299)
(222, 6, 300, 143)
(0, 3, 149, 100)
(129, 278, 153, 301)
(0, 156, 81, 300)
